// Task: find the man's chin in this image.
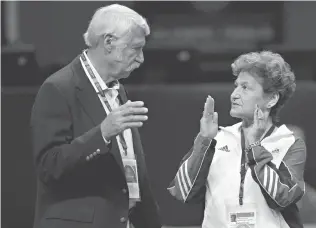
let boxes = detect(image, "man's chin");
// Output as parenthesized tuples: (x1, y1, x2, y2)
(118, 72, 131, 80)
(122, 73, 131, 78)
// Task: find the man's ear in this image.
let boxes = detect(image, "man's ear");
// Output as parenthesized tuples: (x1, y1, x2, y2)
(267, 92, 279, 108)
(103, 35, 114, 53)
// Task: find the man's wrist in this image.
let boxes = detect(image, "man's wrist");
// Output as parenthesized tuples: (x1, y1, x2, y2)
(100, 128, 111, 145)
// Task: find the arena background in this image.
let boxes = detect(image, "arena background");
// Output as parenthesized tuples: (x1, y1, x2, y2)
(2, 1, 316, 228)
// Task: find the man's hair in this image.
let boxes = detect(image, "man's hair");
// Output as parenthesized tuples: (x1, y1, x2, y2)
(231, 50, 296, 124)
(83, 4, 150, 48)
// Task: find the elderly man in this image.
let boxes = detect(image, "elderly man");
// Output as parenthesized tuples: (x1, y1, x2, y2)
(30, 4, 161, 228)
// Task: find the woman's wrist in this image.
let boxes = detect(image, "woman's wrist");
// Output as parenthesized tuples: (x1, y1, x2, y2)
(246, 140, 261, 151)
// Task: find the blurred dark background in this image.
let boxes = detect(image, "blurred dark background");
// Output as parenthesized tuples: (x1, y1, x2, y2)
(2, 1, 316, 228)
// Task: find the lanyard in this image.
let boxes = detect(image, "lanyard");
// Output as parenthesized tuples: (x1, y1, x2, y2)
(81, 52, 105, 96)
(80, 52, 128, 156)
(239, 125, 275, 205)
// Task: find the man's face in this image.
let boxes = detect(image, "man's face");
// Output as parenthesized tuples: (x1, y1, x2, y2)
(108, 27, 146, 79)
(230, 71, 270, 120)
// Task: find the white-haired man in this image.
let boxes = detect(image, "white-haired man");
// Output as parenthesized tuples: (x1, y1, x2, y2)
(31, 4, 161, 228)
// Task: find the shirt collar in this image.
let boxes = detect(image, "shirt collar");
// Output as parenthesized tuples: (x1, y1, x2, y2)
(83, 50, 120, 91)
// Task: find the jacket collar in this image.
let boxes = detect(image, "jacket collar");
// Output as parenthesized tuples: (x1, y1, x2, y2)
(72, 55, 127, 125)
(219, 122, 293, 143)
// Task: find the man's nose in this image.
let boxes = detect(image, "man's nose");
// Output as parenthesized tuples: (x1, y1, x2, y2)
(136, 50, 144, 63)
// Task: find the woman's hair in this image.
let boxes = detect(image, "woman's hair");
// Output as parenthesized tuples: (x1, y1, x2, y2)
(231, 50, 296, 124)
(83, 4, 150, 48)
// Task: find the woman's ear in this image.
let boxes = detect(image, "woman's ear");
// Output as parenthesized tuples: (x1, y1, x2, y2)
(267, 92, 279, 108)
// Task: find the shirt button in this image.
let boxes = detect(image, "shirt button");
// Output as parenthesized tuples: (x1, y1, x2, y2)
(122, 188, 127, 194)
(93, 151, 98, 156)
(120, 217, 127, 223)
(96, 149, 101, 154)
(86, 156, 90, 161)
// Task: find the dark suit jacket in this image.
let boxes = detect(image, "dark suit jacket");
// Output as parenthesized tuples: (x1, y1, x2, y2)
(30, 55, 161, 228)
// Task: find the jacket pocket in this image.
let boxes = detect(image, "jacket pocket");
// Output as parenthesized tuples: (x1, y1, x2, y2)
(45, 202, 95, 223)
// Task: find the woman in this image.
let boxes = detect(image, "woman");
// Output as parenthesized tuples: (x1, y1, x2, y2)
(168, 51, 306, 228)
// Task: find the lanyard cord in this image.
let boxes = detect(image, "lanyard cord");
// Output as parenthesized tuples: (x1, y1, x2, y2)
(239, 125, 275, 205)
(80, 52, 128, 156)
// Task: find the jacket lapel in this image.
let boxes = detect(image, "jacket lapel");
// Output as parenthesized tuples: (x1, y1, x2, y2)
(117, 85, 128, 105)
(72, 58, 146, 183)
(118, 86, 144, 160)
(119, 86, 147, 186)
(73, 56, 106, 126)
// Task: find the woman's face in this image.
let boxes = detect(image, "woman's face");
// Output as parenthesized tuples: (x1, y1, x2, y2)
(230, 71, 271, 120)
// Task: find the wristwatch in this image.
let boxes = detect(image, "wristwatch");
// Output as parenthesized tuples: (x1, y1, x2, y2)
(246, 141, 261, 151)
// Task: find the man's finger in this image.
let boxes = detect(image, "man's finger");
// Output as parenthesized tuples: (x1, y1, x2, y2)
(120, 101, 145, 109)
(121, 107, 148, 116)
(123, 115, 148, 122)
(123, 122, 144, 129)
